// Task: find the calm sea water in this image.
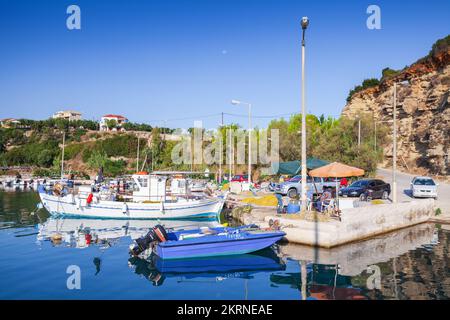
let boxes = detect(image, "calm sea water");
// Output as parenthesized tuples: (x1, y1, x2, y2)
(0, 189, 449, 300)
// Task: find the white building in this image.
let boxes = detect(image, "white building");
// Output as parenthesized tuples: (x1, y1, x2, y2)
(52, 110, 82, 121)
(0, 118, 20, 128)
(99, 114, 129, 131)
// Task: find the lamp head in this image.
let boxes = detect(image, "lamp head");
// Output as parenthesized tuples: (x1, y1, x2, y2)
(301, 17, 309, 30)
(231, 100, 240, 105)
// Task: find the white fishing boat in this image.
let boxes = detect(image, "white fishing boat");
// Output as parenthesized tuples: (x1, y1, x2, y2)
(38, 173, 226, 220)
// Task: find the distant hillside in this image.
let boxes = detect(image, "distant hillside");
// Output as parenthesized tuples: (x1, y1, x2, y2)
(342, 35, 450, 176)
(0, 123, 178, 178)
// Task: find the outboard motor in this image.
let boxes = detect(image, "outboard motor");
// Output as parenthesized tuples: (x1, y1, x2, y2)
(153, 224, 168, 242)
(130, 225, 169, 256)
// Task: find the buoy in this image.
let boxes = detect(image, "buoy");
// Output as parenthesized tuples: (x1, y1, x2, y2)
(86, 193, 94, 204)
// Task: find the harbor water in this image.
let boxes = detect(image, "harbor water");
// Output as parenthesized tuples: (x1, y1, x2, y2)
(0, 189, 449, 300)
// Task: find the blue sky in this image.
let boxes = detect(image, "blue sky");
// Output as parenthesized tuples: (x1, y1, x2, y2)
(0, 0, 448, 129)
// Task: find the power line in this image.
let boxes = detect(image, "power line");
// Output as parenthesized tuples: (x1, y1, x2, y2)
(144, 110, 340, 125)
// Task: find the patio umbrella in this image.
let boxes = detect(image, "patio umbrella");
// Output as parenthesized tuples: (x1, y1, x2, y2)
(308, 162, 365, 212)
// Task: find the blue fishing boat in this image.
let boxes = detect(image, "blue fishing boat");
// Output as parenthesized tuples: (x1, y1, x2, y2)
(130, 224, 285, 260)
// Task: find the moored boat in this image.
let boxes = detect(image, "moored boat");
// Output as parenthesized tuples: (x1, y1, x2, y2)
(37, 173, 226, 220)
(130, 224, 286, 259)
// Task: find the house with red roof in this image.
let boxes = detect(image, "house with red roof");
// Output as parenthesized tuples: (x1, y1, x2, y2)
(99, 114, 129, 131)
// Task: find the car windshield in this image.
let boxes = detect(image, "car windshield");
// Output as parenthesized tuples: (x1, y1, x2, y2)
(350, 180, 369, 188)
(289, 176, 301, 182)
(414, 179, 435, 186)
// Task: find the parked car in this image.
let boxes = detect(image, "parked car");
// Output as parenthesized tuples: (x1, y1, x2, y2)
(410, 176, 438, 199)
(339, 179, 390, 200)
(231, 175, 249, 182)
(274, 175, 335, 198)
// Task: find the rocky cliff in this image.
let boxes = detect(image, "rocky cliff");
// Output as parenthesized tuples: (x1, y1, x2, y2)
(342, 37, 450, 176)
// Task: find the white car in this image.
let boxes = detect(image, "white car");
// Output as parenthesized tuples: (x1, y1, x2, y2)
(410, 176, 438, 199)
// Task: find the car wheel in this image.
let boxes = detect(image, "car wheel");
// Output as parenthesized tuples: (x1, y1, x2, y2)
(288, 189, 298, 198)
(359, 193, 367, 202)
(382, 191, 388, 200)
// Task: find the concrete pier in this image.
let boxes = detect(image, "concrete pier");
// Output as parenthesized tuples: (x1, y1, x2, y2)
(231, 199, 435, 248)
(278, 223, 435, 276)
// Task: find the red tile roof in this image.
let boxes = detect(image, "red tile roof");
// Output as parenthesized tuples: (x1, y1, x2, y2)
(102, 114, 127, 120)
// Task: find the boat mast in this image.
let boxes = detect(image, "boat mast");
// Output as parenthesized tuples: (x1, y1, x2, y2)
(60, 131, 65, 180)
(136, 136, 140, 173)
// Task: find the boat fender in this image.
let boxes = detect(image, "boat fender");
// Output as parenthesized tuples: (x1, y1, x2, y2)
(122, 203, 128, 214)
(153, 225, 168, 242)
(76, 198, 82, 210)
(160, 201, 164, 214)
(86, 193, 94, 205)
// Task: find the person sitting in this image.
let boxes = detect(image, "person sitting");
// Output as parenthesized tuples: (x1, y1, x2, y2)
(315, 190, 332, 212)
(340, 177, 348, 188)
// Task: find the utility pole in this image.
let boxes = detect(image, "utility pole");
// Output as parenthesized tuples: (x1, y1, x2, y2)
(358, 117, 361, 147)
(300, 17, 309, 211)
(374, 120, 377, 151)
(393, 82, 398, 203)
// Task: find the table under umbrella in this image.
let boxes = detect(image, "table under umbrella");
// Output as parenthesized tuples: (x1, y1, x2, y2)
(308, 162, 365, 214)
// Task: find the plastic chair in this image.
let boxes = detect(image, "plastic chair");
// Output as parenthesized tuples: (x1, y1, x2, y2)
(321, 198, 335, 213)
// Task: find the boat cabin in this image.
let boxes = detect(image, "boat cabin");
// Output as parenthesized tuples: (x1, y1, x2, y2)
(170, 176, 191, 196)
(132, 173, 167, 202)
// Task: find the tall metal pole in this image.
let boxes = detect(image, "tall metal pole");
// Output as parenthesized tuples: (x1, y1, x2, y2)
(393, 82, 397, 203)
(60, 131, 65, 180)
(374, 120, 377, 151)
(358, 118, 361, 147)
(300, 17, 309, 211)
(219, 112, 223, 184)
(248, 104, 252, 184)
(229, 126, 232, 182)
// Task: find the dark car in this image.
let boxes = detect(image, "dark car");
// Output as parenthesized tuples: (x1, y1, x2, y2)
(339, 179, 391, 201)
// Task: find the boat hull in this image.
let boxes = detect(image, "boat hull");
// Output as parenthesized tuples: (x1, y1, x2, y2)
(38, 190, 224, 220)
(155, 229, 285, 259)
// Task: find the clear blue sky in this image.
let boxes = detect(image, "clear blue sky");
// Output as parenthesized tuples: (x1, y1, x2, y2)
(0, 0, 448, 129)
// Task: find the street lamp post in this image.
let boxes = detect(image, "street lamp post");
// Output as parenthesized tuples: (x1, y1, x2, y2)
(393, 82, 397, 203)
(300, 17, 309, 211)
(231, 100, 252, 184)
(229, 125, 232, 182)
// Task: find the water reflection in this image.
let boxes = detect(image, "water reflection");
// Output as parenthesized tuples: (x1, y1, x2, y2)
(128, 249, 286, 286)
(277, 223, 450, 299)
(37, 217, 221, 249)
(0, 190, 449, 299)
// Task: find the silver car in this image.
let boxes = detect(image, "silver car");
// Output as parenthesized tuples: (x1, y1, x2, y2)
(410, 176, 438, 199)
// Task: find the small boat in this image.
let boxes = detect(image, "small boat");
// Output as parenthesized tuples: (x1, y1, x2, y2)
(130, 224, 285, 259)
(37, 173, 226, 220)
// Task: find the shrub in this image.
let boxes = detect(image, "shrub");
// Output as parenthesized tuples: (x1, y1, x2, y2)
(64, 143, 84, 160)
(347, 78, 380, 102)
